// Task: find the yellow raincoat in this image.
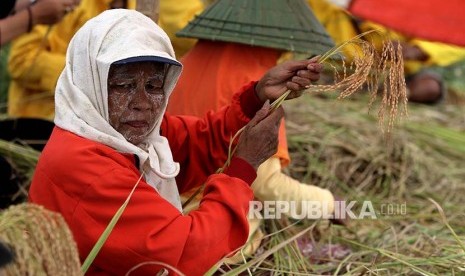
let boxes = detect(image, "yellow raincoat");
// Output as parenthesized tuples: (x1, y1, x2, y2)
(7, 0, 202, 119)
(306, 0, 465, 74)
(8, 0, 110, 119)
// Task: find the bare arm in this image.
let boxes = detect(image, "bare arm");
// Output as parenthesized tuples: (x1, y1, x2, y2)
(0, 8, 30, 45)
(14, 0, 31, 12)
(0, 0, 79, 46)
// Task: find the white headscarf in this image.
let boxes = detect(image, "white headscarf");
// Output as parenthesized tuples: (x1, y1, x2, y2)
(54, 9, 184, 211)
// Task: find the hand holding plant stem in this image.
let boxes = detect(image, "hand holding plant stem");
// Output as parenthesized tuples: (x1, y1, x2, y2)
(234, 101, 284, 171)
(220, 57, 324, 171)
(227, 30, 409, 170)
(255, 55, 323, 104)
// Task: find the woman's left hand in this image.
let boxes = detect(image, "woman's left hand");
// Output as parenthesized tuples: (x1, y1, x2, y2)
(255, 56, 323, 102)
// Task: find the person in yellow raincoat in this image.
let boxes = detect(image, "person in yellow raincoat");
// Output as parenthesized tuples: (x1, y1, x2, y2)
(7, 0, 203, 119)
(306, 0, 465, 104)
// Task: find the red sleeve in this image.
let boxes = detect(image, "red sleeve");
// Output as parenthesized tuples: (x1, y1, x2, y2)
(68, 166, 254, 275)
(162, 81, 263, 193)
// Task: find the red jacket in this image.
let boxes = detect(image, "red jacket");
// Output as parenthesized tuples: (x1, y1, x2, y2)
(29, 83, 262, 275)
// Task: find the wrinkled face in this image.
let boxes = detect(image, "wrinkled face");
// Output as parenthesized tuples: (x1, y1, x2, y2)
(108, 61, 166, 145)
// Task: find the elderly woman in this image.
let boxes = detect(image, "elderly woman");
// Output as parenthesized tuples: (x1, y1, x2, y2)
(28, 9, 322, 275)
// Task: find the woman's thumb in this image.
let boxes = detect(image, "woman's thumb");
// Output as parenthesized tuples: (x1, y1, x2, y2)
(249, 100, 271, 126)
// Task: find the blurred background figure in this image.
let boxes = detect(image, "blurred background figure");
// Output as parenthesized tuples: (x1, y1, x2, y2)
(0, 0, 80, 111)
(348, 0, 465, 47)
(306, 0, 465, 104)
(0, 0, 79, 46)
(5, 0, 201, 119)
(6, 0, 114, 119)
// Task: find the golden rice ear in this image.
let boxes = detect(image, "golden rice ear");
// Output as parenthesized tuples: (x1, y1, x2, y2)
(304, 31, 408, 135)
(262, 30, 408, 135)
(0, 203, 82, 275)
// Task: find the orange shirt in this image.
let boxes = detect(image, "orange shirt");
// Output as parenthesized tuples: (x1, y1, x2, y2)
(168, 40, 290, 166)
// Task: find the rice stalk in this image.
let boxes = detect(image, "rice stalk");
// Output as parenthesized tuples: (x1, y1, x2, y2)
(270, 90, 292, 111)
(337, 237, 436, 276)
(309, 34, 407, 134)
(318, 29, 380, 64)
(0, 139, 40, 172)
(266, 219, 313, 273)
(182, 125, 247, 209)
(81, 171, 145, 273)
(125, 261, 186, 276)
(428, 198, 465, 253)
(218, 125, 246, 172)
(0, 203, 82, 275)
(217, 222, 317, 276)
(205, 219, 306, 275)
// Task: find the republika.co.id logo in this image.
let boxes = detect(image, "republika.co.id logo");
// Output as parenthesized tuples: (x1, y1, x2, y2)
(248, 200, 407, 220)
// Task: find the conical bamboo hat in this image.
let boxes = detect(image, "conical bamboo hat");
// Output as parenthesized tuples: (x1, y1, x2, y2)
(177, 0, 335, 55)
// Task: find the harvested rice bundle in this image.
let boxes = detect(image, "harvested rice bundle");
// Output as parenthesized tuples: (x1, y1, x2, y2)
(284, 96, 465, 199)
(0, 203, 82, 275)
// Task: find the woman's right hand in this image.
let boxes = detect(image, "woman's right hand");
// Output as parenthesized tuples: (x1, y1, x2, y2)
(234, 101, 284, 171)
(31, 0, 80, 25)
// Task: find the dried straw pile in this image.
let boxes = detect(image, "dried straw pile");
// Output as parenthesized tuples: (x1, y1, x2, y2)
(288, 96, 465, 275)
(0, 203, 82, 275)
(285, 96, 464, 201)
(214, 94, 465, 275)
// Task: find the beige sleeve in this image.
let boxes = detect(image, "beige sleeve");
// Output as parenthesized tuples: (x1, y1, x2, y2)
(252, 157, 335, 219)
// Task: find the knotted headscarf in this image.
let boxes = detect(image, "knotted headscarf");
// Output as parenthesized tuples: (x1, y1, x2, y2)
(54, 9, 184, 211)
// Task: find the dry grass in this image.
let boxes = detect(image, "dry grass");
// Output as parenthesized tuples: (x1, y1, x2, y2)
(211, 95, 465, 275)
